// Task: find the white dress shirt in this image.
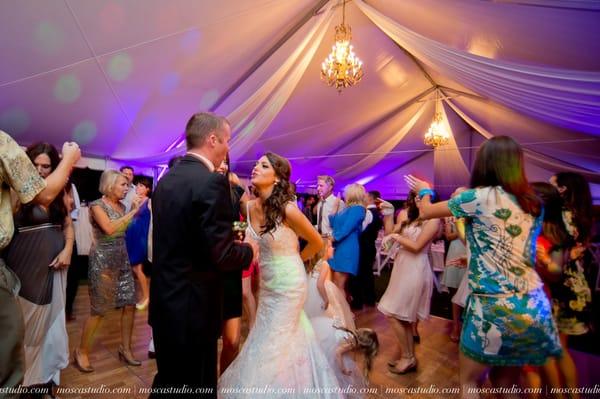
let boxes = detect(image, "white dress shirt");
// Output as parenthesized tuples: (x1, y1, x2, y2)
(70, 183, 81, 220)
(187, 151, 215, 172)
(315, 194, 346, 237)
(121, 184, 136, 212)
(361, 204, 375, 231)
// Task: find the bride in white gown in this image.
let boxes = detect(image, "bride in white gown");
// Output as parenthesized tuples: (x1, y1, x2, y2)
(219, 153, 343, 398)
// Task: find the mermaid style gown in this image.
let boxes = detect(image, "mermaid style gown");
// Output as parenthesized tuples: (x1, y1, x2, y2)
(219, 210, 343, 398)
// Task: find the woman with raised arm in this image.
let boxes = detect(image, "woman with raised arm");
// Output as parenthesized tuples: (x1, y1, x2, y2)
(74, 170, 142, 372)
(6, 143, 74, 394)
(378, 191, 440, 374)
(405, 136, 561, 397)
(328, 183, 367, 295)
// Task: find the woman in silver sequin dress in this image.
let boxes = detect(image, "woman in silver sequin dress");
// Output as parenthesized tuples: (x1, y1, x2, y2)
(74, 170, 142, 372)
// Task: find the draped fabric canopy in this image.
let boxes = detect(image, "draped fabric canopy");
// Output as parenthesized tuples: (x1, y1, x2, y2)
(1, 0, 599, 200)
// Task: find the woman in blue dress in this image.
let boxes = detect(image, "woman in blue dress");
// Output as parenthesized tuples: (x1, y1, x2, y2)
(406, 136, 561, 393)
(328, 183, 366, 294)
(125, 176, 152, 310)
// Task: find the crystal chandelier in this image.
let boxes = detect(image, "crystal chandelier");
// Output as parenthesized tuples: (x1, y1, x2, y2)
(424, 91, 450, 147)
(320, 1, 363, 92)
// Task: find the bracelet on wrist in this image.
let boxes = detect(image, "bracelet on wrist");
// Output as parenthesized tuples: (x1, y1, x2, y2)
(418, 188, 436, 201)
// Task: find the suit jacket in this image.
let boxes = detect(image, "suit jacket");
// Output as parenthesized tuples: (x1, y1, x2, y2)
(149, 155, 253, 342)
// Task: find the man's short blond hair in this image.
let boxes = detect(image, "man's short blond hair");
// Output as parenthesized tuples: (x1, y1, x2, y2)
(99, 170, 125, 196)
(317, 175, 335, 187)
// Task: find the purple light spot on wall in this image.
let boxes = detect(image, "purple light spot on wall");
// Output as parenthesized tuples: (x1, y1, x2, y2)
(180, 29, 202, 51)
(34, 21, 64, 55)
(72, 120, 97, 145)
(138, 114, 158, 133)
(0, 108, 30, 137)
(54, 75, 81, 103)
(199, 89, 219, 110)
(107, 53, 133, 81)
(161, 72, 180, 95)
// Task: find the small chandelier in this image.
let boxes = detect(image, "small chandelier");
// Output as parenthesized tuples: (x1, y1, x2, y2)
(424, 91, 450, 147)
(320, 1, 364, 92)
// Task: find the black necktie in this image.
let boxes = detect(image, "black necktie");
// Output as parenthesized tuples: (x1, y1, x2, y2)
(317, 200, 325, 234)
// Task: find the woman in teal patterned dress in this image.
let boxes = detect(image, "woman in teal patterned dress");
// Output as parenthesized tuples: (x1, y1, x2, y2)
(405, 136, 561, 394)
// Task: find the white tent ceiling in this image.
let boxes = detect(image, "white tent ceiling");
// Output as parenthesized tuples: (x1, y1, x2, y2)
(1, 0, 599, 200)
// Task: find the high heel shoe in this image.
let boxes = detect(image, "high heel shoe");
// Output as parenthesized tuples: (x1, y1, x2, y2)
(135, 298, 149, 310)
(118, 347, 141, 366)
(388, 357, 417, 375)
(72, 349, 94, 373)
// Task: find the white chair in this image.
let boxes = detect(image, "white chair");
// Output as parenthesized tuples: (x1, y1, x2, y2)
(373, 232, 398, 276)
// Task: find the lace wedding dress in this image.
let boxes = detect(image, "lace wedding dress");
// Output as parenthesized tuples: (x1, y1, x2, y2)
(219, 210, 343, 398)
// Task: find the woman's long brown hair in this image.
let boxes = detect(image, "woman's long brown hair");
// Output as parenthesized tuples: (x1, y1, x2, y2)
(259, 152, 295, 236)
(470, 136, 540, 216)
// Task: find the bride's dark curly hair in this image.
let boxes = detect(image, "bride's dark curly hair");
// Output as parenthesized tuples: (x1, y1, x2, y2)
(259, 152, 295, 236)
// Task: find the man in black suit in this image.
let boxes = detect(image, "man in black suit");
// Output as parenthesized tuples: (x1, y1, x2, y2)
(350, 190, 383, 310)
(150, 112, 255, 397)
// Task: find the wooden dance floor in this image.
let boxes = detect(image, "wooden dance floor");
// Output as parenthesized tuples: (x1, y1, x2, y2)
(60, 285, 599, 398)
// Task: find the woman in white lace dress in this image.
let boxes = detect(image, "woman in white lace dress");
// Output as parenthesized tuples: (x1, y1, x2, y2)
(219, 153, 342, 398)
(304, 237, 333, 319)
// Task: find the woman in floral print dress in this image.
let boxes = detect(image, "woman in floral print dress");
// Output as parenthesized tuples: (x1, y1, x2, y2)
(550, 172, 593, 336)
(406, 136, 561, 396)
(549, 172, 593, 397)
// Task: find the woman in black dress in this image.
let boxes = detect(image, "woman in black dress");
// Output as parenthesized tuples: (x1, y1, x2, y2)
(549, 172, 594, 393)
(6, 142, 73, 393)
(217, 156, 248, 374)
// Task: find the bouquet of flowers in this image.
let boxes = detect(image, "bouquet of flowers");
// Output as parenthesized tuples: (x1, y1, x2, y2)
(233, 221, 248, 241)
